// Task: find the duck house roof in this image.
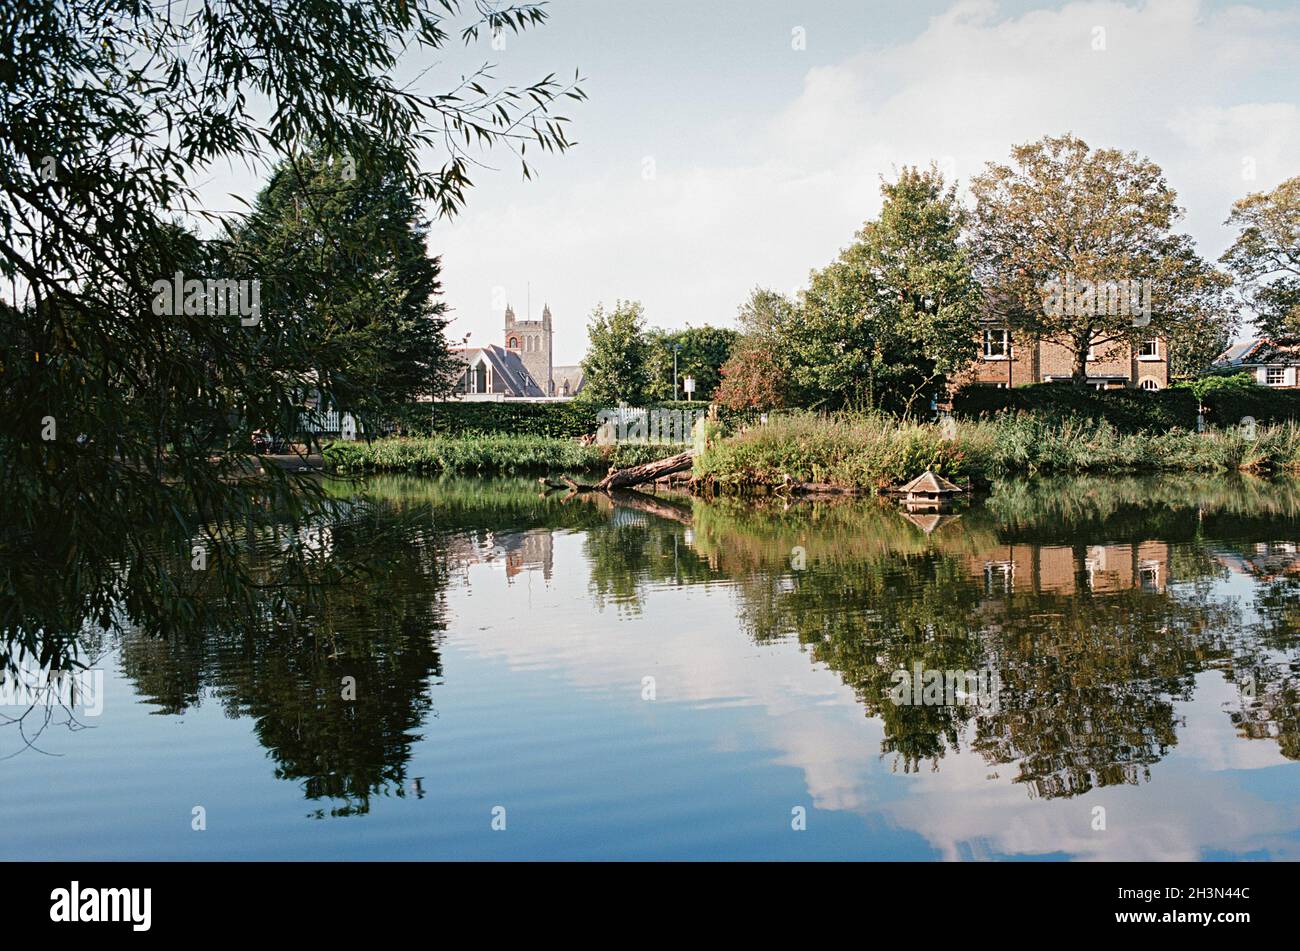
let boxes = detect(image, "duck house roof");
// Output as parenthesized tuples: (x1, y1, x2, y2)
(898, 470, 963, 495)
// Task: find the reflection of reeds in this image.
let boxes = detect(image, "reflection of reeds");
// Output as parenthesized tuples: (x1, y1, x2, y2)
(690, 495, 1002, 575)
(694, 412, 1300, 491)
(987, 472, 1300, 525)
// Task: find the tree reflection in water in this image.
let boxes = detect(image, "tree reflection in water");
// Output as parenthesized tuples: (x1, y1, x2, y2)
(5, 473, 1299, 813)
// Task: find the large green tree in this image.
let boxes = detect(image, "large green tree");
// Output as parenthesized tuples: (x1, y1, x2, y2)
(578, 300, 650, 405)
(237, 144, 458, 420)
(789, 167, 983, 413)
(644, 325, 739, 401)
(1222, 176, 1300, 341)
(970, 134, 1234, 382)
(0, 0, 583, 663)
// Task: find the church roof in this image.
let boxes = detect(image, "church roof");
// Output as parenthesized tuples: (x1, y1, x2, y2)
(456, 345, 547, 397)
(552, 364, 585, 393)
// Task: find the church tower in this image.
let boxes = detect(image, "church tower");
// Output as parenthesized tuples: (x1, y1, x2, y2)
(504, 302, 554, 395)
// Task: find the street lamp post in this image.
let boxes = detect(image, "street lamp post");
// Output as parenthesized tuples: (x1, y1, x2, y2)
(672, 343, 682, 402)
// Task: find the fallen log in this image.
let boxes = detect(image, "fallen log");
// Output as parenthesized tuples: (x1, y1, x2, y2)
(595, 450, 694, 491)
(607, 489, 694, 525)
(540, 450, 696, 494)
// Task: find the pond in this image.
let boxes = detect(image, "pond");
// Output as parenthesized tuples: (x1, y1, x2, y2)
(3, 474, 1298, 860)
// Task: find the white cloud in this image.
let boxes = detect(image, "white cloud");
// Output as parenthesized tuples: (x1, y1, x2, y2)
(434, 0, 1300, 362)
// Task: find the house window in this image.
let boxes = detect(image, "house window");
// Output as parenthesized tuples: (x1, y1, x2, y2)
(1139, 563, 1160, 592)
(1139, 338, 1159, 359)
(507, 336, 518, 349)
(1139, 377, 1160, 391)
(984, 562, 1014, 595)
(1266, 366, 1286, 386)
(474, 362, 487, 394)
(983, 328, 1009, 359)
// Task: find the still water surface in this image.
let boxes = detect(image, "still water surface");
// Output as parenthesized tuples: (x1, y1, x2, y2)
(3, 475, 1298, 860)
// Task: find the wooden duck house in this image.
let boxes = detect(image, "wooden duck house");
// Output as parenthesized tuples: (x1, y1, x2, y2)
(896, 470, 963, 510)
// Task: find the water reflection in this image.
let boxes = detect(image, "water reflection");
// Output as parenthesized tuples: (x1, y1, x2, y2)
(692, 478, 1300, 791)
(4, 472, 1299, 853)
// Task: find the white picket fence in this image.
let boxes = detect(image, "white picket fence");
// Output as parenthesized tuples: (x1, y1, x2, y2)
(596, 405, 706, 445)
(299, 409, 359, 439)
(300, 409, 341, 433)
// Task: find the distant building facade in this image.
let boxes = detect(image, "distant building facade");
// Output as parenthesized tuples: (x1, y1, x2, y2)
(449, 303, 584, 400)
(956, 320, 1169, 392)
(1212, 338, 1300, 387)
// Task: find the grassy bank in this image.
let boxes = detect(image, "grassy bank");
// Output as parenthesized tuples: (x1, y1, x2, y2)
(323, 414, 1300, 489)
(322, 433, 674, 475)
(694, 412, 1300, 491)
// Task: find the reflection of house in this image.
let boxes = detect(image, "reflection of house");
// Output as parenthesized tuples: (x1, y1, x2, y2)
(446, 529, 554, 582)
(1213, 541, 1300, 581)
(501, 530, 555, 580)
(448, 304, 585, 400)
(971, 541, 1170, 595)
(1211, 338, 1300, 387)
(958, 319, 1169, 391)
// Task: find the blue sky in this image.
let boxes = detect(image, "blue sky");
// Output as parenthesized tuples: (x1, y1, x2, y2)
(198, 0, 1300, 362)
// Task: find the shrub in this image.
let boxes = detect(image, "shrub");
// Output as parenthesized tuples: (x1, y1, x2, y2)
(955, 379, 1300, 432)
(953, 383, 1196, 431)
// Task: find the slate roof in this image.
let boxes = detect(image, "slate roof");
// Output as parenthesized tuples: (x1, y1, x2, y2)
(456, 345, 547, 397)
(1214, 338, 1300, 368)
(552, 364, 585, 395)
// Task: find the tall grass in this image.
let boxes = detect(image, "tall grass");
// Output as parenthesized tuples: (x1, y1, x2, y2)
(322, 434, 672, 475)
(694, 411, 1300, 490)
(324, 415, 1300, 487)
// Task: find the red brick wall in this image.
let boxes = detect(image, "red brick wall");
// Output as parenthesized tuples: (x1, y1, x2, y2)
(953, 331, 1169, 390)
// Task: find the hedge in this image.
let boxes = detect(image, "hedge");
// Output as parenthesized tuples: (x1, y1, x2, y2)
(953, 381, 1300, 431)
(385, 399, 725, 438)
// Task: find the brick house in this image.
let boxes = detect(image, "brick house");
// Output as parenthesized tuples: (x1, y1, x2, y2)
(955, 321, 1170, 392)
(1211, 339, 1300, 387)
